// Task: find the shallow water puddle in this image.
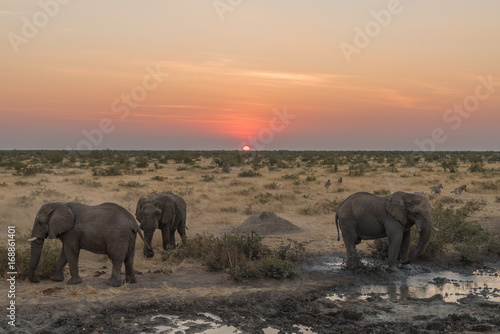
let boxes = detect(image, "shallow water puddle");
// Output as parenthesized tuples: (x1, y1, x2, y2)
(325, 260, 500, 303)
(140, 313, 240, 334)
(263, 325, 316, 334)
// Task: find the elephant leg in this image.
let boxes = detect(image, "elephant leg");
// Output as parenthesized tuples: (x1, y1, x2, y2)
(65, 245, 82, 285)
(177, 222, 186, 243)
(345, 242, 361, 267)
(399, 229, 412, 264)
(169, 229, 176, 248)
(108, 258, 123, 287)
(161, 226, 172, 250)
(124, 251, 137, 284)
(50, 248, 67, 281)
(387, 233, 403, 269)
(340, 219, 361, 267)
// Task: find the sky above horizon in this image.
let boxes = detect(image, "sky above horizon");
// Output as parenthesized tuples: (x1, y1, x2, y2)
(1, 0, 499, 151)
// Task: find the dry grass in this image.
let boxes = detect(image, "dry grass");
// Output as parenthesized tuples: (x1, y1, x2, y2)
(1, 153, 499, 282)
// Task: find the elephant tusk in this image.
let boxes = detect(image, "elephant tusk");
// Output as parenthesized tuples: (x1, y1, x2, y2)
(433, 227, 439, 231)
(27, 237, 38, 242)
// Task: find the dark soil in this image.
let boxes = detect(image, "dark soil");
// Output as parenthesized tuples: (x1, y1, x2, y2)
(2, 256, 499, 334)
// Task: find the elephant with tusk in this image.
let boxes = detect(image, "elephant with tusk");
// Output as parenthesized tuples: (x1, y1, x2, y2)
(335, 191, 437, 270)
(28, 201, 149, 286)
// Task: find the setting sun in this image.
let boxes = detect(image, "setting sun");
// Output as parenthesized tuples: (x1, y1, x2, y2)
(242, 145, 251, 152)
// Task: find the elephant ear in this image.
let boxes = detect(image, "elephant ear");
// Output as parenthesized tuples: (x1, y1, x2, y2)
(161, 198, 176, 227)
(135, 197, 146, 223)
(48, 204, 75, 239)
(36, 203, 56, 223)
(386, 192, 408, 226)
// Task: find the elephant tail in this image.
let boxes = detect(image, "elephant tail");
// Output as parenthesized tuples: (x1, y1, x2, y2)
(136, 227, 154, 253)
(335, 212, 340, 242)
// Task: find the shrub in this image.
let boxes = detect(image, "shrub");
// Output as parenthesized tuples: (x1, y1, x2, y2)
(0, 233, 61, 280)
(298, 199, 339, 215)
(171, 233, 302, 281)
(92, 166, 123, 176)
(201, 174, 215, 182)
(441, 157, 459, 173)
(135, 157, 149, 168)
(418, 201, 498, 263)
(238, 169, 261, 177)
(276, 239, 309, 262)
(14, 164, 43, 176)
(282, 174, 299, 180)
(264, 181, 280, 190)
(373, 189, 390, 196)
(74, 179, 102, 188)
(468, 162, 485, 173)
(305, 174, 316, 182)
(370, 238, 389, 260)
(220, 206, 238, 213)
(118, 181, 144, 188)
(472, 180, 500, 191)
(348, 164, 365, 176)
(151, 176, 166, 182)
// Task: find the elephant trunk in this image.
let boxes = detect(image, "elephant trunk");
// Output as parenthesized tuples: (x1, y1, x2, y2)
(143, 230, 155, 258)
(28, 238, 44, 283)
(410, 221, 432, 260)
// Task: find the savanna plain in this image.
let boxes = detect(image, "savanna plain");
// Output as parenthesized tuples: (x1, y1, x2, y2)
(1, 150, 500, 333)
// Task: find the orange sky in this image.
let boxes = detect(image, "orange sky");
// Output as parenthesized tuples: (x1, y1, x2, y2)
(1, 1, 499, 150)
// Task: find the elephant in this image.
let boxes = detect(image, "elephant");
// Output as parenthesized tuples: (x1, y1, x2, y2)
(335, 191, 437, 269)
(135, 192, 187, 258)
(27, 202, 148, 287)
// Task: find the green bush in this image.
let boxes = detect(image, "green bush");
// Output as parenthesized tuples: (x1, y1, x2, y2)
(118, 181, 144, 188)
(14, 164, 44, 176)
(419, 201, 499, 263)
(0, 234, 61, 280)
(441, 157, 459, 173)
(92, 166, 123, 176)
(135, 156, 149, 168)
(348, 164, 365, 176)
(468, 162, 485, 173)
(171, 233, 302, 281)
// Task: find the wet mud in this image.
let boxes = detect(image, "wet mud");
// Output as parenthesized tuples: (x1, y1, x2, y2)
(2, 256, 500, 334)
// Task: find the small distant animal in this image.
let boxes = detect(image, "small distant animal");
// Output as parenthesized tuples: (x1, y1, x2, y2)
(337, 177, 343, 185)
(451, 185, 467, 197)
(324, 179, 331, 192)
(430, 184, 443, 196)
